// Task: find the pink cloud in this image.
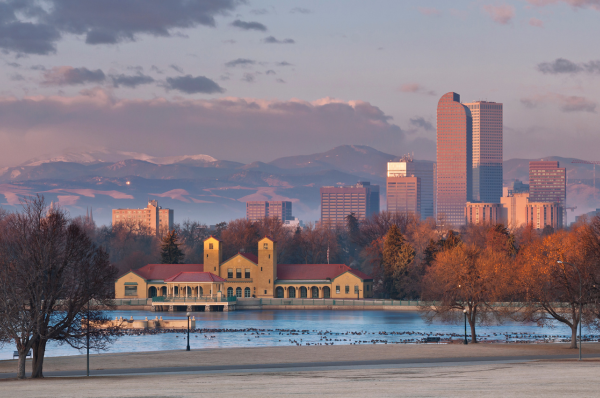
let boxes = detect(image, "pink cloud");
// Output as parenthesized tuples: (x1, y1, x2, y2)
(483, 4, 516, 24)
(151, 189, 191, 202)
(0, 184, 32, 205)
(529, 17, 544, 27)
(237, 187, 299, 203)
(521, 93, 597, 113)
(399, 83, 436, 96)
(525, 0, 600, 9)
(418, 7, 441, 16)
(57, 195, 80, 206)
(43, 189, 134, 199)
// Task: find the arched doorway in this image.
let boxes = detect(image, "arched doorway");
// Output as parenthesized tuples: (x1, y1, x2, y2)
(160, 286, 167, 296)
(276, 287, 284, 298)
(186, 287, 192, 297)
(236, 287, 242, 297)
(198, 287, 204, 296)
(300, 287, 307, 298)
(148, 286, 157, 298)
(311, 286, 319, 298)
(288, 287, 296, 298)
(227, 287, 233, 297)
(323, 286, 330, 298)
(244, 287, 251, 297)
(174, 286, 179, 296)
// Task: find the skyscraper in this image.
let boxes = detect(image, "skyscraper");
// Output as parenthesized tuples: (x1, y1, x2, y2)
(246, 201, 293, 222)
(320, 182, 379, 227)
(436, 92, 473, 227)
(464, 101, 503, 203)
(387, 176, 421, 217)
(387, 158, 435, 220)
(529, 161, 566, 227)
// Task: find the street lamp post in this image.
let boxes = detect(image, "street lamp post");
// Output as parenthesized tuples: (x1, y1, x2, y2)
(463, 309, 468, 345)
(186, 312, 191, 351)
(557, 261, 582, 361)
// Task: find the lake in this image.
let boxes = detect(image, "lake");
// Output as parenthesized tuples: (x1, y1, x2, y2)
(0, 309, 595, 361)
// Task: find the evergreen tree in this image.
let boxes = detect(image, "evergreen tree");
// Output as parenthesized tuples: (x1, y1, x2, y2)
(345, 213, 360, 261)
(382, 225, 415, 298)
(161, 230, 185, 264)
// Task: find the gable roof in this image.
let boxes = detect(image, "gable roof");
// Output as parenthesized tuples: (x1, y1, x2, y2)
(239, 252, 258, 264)
(132, 264, 204, 280)
(164, 272, 226, 283)
(277, 264, 372, 281)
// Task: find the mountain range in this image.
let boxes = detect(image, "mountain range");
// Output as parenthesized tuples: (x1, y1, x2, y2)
(0, 145, 598, 225)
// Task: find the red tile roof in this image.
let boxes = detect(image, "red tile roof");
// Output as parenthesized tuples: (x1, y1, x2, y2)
(131, 264, 204, 280)
(277, 264, 372, 281)
(239, 252, 258, 263)
(164, 272, 226, 283)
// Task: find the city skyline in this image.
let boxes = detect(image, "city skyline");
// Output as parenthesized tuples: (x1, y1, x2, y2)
(1, 1, 600, 167)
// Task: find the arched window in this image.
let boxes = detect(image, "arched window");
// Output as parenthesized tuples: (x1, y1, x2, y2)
(148, 286, 157, 298)
(288, 287, 296, 298)
(276, 286, 284, 298)
(227, 287, 233, 297)
(160, 286, 167, 296)
(236, 287, 242, 297)
(300, 287, 307, 298)
(311, 286, 319, 298)
(187, 287, 192, 297)
(199, 287, 203, 296)
(323, 286, 330, 298)
(244, 287, 251, 297)
(174, 286, 179, 296)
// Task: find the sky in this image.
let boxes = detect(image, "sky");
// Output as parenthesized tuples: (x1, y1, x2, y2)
(1, 0, 600, 167)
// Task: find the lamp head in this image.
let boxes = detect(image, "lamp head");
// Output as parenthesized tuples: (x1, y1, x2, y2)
(463, 309, 467, 313)
(557, 260, 563, 264)
(186, 312, 191, 316)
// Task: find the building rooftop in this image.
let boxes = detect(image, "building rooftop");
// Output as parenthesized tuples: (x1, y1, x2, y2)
(277, 264, 372, 281)
(164, 272, 226, 283)
(126, 264, 204, 280)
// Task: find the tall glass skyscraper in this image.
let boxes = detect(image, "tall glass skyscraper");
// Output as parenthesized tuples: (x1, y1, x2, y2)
(464, 101, 503, 203)
(436, 92, 472, 227)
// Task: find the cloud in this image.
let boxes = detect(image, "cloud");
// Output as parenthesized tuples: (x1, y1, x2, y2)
(0, 92, 420, 166)
(529, 17, 544, 27)
(483, 4, 515, 24)
(525, 0, 600, 10)
(10, 73, 25, 81)
(241, 73, 256, 83)
(111, 73, 155, 88)
(31, 65, 46, 71)
(521, 93, 597, 113)
(263, 36, 295, 44)
(265, 70, 276, 75)
(250, 8, 269, 15)
(276, 61, 293, 67)
(150, 65, 164, 74)
(418, 7, 442, 16)
(399, 83, 436, 96)
(290, 7, 312, 14)
(6, 62, 21, 68)
(170, 64, 184, 74)
(0, 0, 242, 54)
(225, 58, 256, 67)
(42, 66, 106, 86)
(276, 78, 285, 83)
(230, 19, 267, 31)
(537, 58, 600, 74)
(409, 117, 434, 131)
(165, 75, 225, 94)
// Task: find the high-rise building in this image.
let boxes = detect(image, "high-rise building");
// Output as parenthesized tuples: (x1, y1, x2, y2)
(112, 200, 174, 235)
(320, 182, 380, 227)
(387, 176, 421, 217)
(465, 202, 502, 225)
(246, 201, 293, 222)
(387, 158, 435, 220)
(436, 92, 473, 227)
(464, 101, 503, 203)
(526, 202, 562, 230)
(529, 161, 566, 227)
(500, 192, 530, 230)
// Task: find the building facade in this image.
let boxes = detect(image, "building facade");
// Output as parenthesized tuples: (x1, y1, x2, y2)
(320, 182, 379, 227)
(386, 176, 421, 217)
(387, 159, 435, 220)
(436, 92, 473, 227)
(464, 101, 503, 204)
(115, 236, 373, 299)
(465, 202, 502, 225)
(500, 192, 530, 229)
(529, 161, 566, 227)
(246, 201, 293, 222)
(112, 200, 174, 235)
(526, 202, 562, 230)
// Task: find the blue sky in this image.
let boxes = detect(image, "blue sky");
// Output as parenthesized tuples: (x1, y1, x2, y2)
(1, 0, 599, 166)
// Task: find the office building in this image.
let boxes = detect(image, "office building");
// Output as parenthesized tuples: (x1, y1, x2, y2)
(526, 202, 562, 230)
(464, 101, 503, 203)
(465, 202, 502, 225)
(529, 161, 566, 227)
(320, 182, 380, 227)
(387, 158, 435, 220)
(503, 180, 529, 197)
(246, 201, 293, 222)
(500, 192, 530, 229)
(436, 92, 473, 227)
(112, 200, 174, 235)
(387, 176, 421, 217)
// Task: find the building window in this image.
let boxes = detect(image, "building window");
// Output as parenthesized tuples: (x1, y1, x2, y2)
(300, 287, 307, 298)
(264, 290, 267, 294)
(354, 285, 359, 293)
(124, 286, 137, 296)
(244, 287, 251, 297)
(245, 269, 250, 278)
(366, 285, 370, 292)
(263, 243, 269, 249)
(209, 243, 213, 250)
(336, 285, 340, 294)
(227, 287, 233, 297)
(236, 287, 242, 297)
(345, 285, 350, 294)
(227, 269, 233, 279)
(236, 268, 242, 278)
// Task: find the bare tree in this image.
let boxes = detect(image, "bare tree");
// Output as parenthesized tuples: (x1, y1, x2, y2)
(0, 196, 119, 379)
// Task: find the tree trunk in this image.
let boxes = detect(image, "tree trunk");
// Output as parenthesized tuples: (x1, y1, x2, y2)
(17, 350, 27, 380)
(570, 322, 578, 349)
(31, 339, 47, 378)
(469, 319, 478, 343)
